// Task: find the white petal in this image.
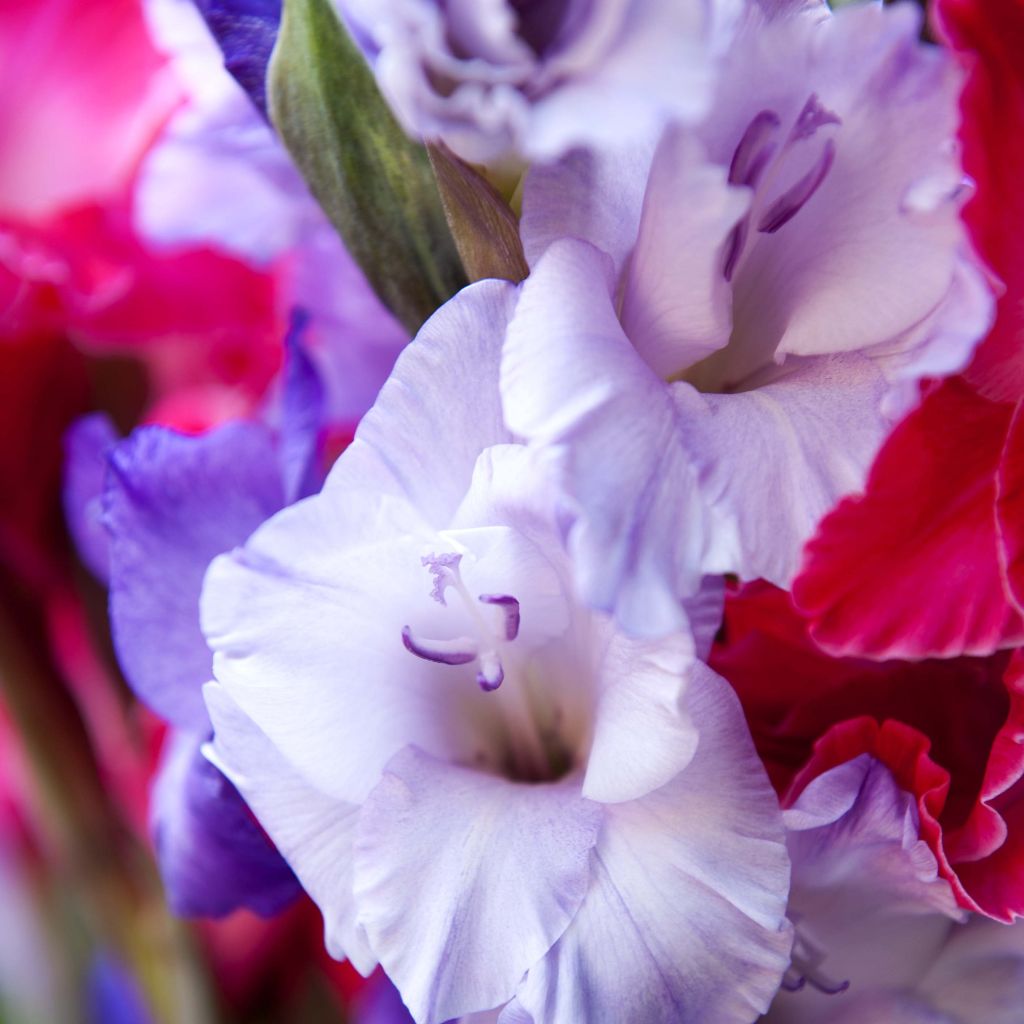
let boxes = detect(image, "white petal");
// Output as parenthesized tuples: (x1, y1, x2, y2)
(353, 747, 601, 1023)
(504, 667, 792, 1024)
(674, 353, 893, 586)
(583, 629, 698, 804)
(502, 237, 707, 635)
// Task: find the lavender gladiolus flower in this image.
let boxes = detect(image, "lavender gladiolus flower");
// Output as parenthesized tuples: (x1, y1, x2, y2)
(200, 281, 792, 1023)
(763, 755, 1024, 1024)
(333, 0, 739, 164)
(503, 0, 993, 636)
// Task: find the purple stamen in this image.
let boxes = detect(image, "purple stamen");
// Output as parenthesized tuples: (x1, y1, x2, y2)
(757, 138, 836, 234)
(780, 973, 807, 993)
(476, 651, 504, 692)
(790, 93, 842, 142)
(722, 217, 748, 283)
(805, 974, 850, 997)
(728, 109, 781, 187)
(401, 625, 478, 665)
(421, 552, 463, 606)
(478, 594, 521, 641)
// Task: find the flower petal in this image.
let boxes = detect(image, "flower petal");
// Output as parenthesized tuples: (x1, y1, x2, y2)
(503, 669, 792, 1024)
(352, 279, 517, 527)
(583, 630, 698, 804)
(63, 413, 118, 583)
(793, 378, 1024, 658)
(620, 130, 748, 379)
(521, 137, 657, 276)
(353, 746, 601, 1023)
(675, 353, 893, 586)
(204, 682, 375, 971)
(105, 422, 284, 730)
(150, 728, 299, 918)
(501, 237, 706, 635)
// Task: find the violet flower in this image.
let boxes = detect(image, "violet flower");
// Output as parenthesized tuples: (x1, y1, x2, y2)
(333, 0, 739, 164)
(200, 281, 792, 1023)
(502, 0, 993, 637)
(62, 328, 325, 917)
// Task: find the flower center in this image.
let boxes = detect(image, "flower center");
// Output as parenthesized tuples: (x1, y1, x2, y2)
(402, 553, 521, 692)
(401, 552, 575, 783)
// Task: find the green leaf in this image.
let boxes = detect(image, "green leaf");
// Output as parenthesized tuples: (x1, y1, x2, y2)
(269, 0, 467, 334)
(427, 142, 529, 285)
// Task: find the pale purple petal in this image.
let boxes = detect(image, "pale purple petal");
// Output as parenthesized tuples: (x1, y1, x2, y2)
(105, 422, 284, 730)
(619, 130, 748, 378)
(63, 414, 117, 584)
(353, 746, 601, 1024)
(503, 666, 792, 1024)
(205, 683, 376, 971)
(339, 0, 728, 163)
(521, 135, 659, 276)
(150, 729, 300, 918)
(673, 354, 893, 587)
(712, 3, 982, 364)
(352, 279, 517, 527)
(920, 918, 1024, 1024)
(501, 237, 707, 635)
(764, 756, 962, 1023)
(582, 629, 698, 804)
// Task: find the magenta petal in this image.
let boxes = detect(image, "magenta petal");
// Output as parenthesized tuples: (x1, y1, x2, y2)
(794, 379, 1024, 659)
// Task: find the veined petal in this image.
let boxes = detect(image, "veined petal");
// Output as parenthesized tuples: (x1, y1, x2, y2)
(353, 747, 601, 1024)
(676, 353, 893, 587)
(503, 669, 792, 1024)
(620, 130, 748, 379)
(502, 237, 706, 635)
(351, 279, 518, 528)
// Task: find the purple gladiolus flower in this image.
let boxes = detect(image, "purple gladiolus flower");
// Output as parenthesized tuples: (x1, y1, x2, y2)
(62, 326, 326, 917)
(503, 0, 993, 637)
(764, 755, 1024, 1023)
(333, 0, 739, 163)
(200, 282, 792, 1023)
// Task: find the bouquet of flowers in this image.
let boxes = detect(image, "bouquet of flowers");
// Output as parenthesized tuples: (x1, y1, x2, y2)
(3, 0, 1024, 1020)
